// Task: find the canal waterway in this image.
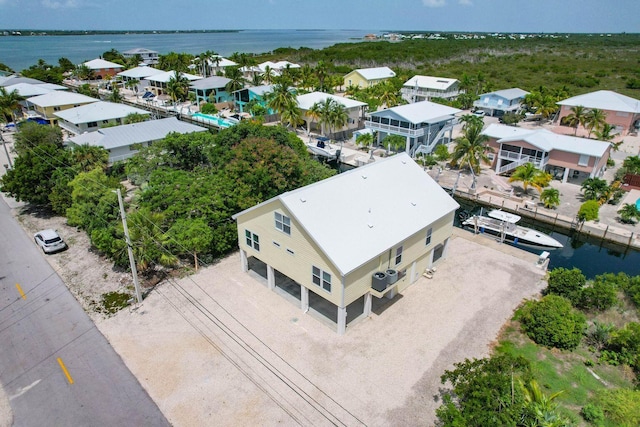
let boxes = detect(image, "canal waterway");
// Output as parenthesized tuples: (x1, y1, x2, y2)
(455, 199, 640, 279)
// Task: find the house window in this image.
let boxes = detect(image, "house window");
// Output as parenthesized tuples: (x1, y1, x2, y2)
(244, 229, 259, 251)
(116, 118, 122, 124)
(102, 120, 109, 124)
(53, 106, 61, 111)
(395, 246, 403, 266)
(274, 212, 291, 235)
(312, 266, 331, 292)
(578, 154, 590, 167)
(87, 121, 97, 128)
(426, 228, 433, 246)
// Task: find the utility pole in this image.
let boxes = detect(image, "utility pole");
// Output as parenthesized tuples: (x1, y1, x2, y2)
(1, 132, 13, 169)
(116, 188, 142, 304)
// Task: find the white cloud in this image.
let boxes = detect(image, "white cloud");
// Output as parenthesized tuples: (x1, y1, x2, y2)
(41, 0, 80, 9)
(422, 0, 446, 7)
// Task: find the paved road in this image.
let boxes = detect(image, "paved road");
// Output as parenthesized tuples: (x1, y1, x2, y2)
(0, 197, 170, 427)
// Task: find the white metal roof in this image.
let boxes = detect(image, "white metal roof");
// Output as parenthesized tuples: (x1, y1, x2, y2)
(557, 90, 640, 113)
(481, 88, 529, 100)
(145, 71, 202, 83)
(82, 58, 124, 70)
(117, 66, 165, 79)
(350, 67, 396, 81)
(258, 61, 301, 71)
(190, 76, 231, 90)
(4, 83, 52, 97)
(123, 48, 158, 55)
(296, 92, 367, 110)
(403, 75, 458, 91)
(482, 123, 610, 158)
(26, 91, 98, 107)
(235, 153, 459, 275)
(36, 83, 68, 91)
(68, 117, 207, 150)
(207, 56, 237, 67)
(54, 101, 149, 124)
(0, 76, 44, 86)
(370, 100, 461, 124)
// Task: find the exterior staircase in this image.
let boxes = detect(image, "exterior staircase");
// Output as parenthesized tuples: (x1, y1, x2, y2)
(410, 124, 454, 158)
(498, 155, 532, 174)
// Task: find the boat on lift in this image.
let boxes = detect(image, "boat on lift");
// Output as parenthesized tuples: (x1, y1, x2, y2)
(462, 209, 563, 250)
(306, 136, 340, 161)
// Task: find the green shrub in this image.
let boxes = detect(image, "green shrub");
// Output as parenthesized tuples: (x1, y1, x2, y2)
(545, 267, 586, 304)
(605, 322, 640, 370)
(433, 143, 450, 161)
(578, 200, 600, 221)
(200, 103, 217, 115)
(581, 403, 605, 426)
(577, 276, 618, 311)
(596, 388, 640, 426)
(519, 295, 586, 350)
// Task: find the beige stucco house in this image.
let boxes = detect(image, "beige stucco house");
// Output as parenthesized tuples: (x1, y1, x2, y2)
(557, 90, 640, 135)
(482, 123, 611, 183)
(343, 67, 396, 89)
(232, 153, 459, 334)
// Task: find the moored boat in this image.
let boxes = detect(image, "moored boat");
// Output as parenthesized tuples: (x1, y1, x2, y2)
(306, 136, 340, 161)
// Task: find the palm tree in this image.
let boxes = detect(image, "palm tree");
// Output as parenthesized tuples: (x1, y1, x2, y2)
(540, 188, 560, 209)
(74, 64, 94, 81)
(327, 101, 348, 137)
(306, 101, 323, 134)
(509, 163, 544, 193)
(383, 134, 406, 154)
(450, 121, 493, 174)
(108, 85, 123, 103)
(593, 123, 617, 142)
(377, 82, 400, 108)
(224, 66, 245, 93)
(72, 144, 109, 172)
(0, 87, 24, 123)
(581, 177, 609, 201)
(564, 105, 587, 135)
(520, 379, 567, 426)
(250, 73, 264, 87)
(459, 113, 484, 130)
(262, 65, 275, 85)
(356, 132, 373, 150)
(618, 203, 640, 224)
(265, 83, 296, 118)
(585, 108, 607, 138)
(315, 61, 329, 92)
(125, 78, 140, 96)
(279, 100, 303, 130)
(299, 64, 315, 92)
(166, 71, 190, 103)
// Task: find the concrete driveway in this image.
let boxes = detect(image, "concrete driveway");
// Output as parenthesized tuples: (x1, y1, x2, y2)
(97, 230, 545, 426)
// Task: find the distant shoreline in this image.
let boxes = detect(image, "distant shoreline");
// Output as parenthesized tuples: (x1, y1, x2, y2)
(0, 30, 243, 36)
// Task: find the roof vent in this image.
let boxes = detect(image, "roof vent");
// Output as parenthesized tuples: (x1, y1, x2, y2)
(300, 197, 306, 203)
(401, 160, 407, 164)
(411, 201, 416, 206)
(361, 174, 367, 179)
(367, 223, 374, 228)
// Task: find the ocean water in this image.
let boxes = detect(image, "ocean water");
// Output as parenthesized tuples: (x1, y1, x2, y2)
(0, 29, 371, 72)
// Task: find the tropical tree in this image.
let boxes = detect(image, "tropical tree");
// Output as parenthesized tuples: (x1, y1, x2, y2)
(124, 208, 178, 273)
(71, 144, 109, 172)
(250, 73, 264, 87)
(74, 64, 94, 81)
(124, 112, 148, 124)
(262, 65, 275, 85)
(125, 78, 140, 95)
(509, 162, 551, 194)
(540, 187, 561, 209)
(593, 123, 617, 142)
(327, 100, 348, 137)
(157, 52, 193, 72)
(519, 379, 568, 426)
(355, 132, 373, 150)
(383, 134, 406, 153)
(108, 84, 123, 103)
(433, 144, 450, 162)
(167, 217, 213, 270)
(279, 101, 303, 130)
(581, 177, 609, 201)
(377, 81, 400, 108)
(585, 108, 607, 138)
(450, 120, 493, 173)
(0, 87, 23, 123)
(166, 71, 190, 103)
(298, 64, 316, 92)
(618, 203, 640, 224)
(224, 66, 245, 93)
(314, 61, 329, 92)
(306, 101, 323, 134)
(564, 105, 587, 135)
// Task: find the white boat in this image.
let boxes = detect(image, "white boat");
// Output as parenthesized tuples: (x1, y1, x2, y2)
(462, 209, 563, 250)
(306, 137, 340, 161)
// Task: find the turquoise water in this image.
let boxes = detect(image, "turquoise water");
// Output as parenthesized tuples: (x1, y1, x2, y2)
(191, 112, 236, 128)
(0, 29, 371, 72)
(636, 198, 640, 210)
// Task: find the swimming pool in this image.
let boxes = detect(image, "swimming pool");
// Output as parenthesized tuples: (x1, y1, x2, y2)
(191, 112, 237, 128)
(636, 198, 640, 210)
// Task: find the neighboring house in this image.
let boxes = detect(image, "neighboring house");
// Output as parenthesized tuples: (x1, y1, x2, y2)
(297, 92, 368, 139)
(233, 84, 277, 114)
(0, 75, 44, 87)
(117, 65, 164, 83)
(54, 101, 150, 135)
(365, 101, 461, 155)
(4, 83, 57, 98)
(206, 56, 238, 75)
(82, 59, 124, 80)
(26, 91, 98, 126)
(473, 88, 529, 117)
(232, 153, 459, 334)
(344, 66, 396, 89)
(190, 76, 232, 104)
(122, 48, 159, 65)
(557, 90, 640, 135)
(67, 117, 207, 163)
(482, 123, 611, 183)
(258, 61, 301, 76)
(401, 75, 462, 102)
(145, 71, 202, 96)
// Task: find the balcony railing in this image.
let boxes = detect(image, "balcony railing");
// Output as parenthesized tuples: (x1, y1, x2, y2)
(401, 88, 462, 100)
(365, 121, 425, 138)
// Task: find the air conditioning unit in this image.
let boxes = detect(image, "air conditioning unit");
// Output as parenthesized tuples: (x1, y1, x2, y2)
(371, 271, 387, 292)
(385, 269, 398, 285)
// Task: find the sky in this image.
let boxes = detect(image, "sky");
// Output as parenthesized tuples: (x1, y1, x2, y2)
(0, 0, 639, 34)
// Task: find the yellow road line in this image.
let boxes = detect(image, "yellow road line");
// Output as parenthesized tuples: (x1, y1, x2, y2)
(56, 358, 74, 384)
(15, 284, 26, 300)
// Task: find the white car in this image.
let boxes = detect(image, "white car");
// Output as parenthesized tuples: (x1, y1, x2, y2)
(472, 110, 486, 117)
(34, 229, 67, 254)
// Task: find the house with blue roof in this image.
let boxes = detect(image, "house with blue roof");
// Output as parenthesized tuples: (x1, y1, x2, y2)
(473, 88, 530, 117)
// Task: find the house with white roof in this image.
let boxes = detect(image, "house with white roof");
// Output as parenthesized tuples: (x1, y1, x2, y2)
(258, 61, 301, 76)
(123, 48, 159, 65)
(26, 91, 98, 126)
(0, 76, 44, 87)
(82, 59, 124, 80)
(117, 65, 164, 82)
(557, 90, 640, 135)
(473, 88, 529, 117)
(67, 117, 207, 163)
(297, 92, 368, 139)
(54, 101, 150, 135)
(4, 83, 53, 98)
(365, 101, 461, 155)
(232, 153, 459, 334)
(344, 66, 396, 89)
(401, 75, 462, 102)
(145, 71, 202, 96)
(482, 123, 611, 182)
(190, 76, 232, 104)
(206, 56, 237, 75)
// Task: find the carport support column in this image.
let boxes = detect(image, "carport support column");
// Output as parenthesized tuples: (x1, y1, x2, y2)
(562, 168, 570, 183)
(364, 293, 372, 317)
(405, 136, 411, 154)
(337, 306, 347, 335)
(301, 286, 309, 311)
(240, 249, 248, 273)
(266, 264, 275, 290)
